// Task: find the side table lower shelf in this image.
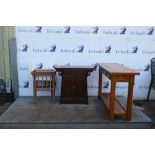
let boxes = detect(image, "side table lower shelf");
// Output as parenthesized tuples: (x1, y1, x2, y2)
(99, 93, 126, 117)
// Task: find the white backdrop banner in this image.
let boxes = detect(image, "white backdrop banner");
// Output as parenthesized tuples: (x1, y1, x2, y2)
(16, 26, 155, 100)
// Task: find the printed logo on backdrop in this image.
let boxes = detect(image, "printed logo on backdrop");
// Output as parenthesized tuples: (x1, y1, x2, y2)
(87, 83, 128, 89)
(116, 84, 128, 89)
(18, 44, 28, 52)
(36, 26, 42, 33)
(147, 27, 154, 35)
(105, 45, 111, 53)
(88, 82, 109, 89)
(50, 44, 56, 52)
(61, 45, 85, 53)
(17, 26, 42, 33)
(33, 44, 56, 53)
(89, 45, 111, 54)
(139, 85, 149, 90)
(64, 26, 71, 33)
(74, 27, 99, 34)
(19, 63, 43, 71)
(19, 81, 29, 88)
(19, 65, 29, 71)
(87, 82, 110, 89)
(37, 63, 43, 69)
(116, 46, 138, 54)
(142, 48, 155, 54)
(47, 26, 71, 34)
(131, 26, 154, 35)
(88, 85, 98, 88)
(103, 81, 110, 88)
(120, 27, 127, 34)
(132, 64, 150, 72)
(92, 27, 99, 34)
(78, 45, 84, 53)
(22, 44, 28, 52)
(144, 64, 150, 71)
(103, 81, 128, 89)
(131, 46, 138, 53)
(103, 27, 127, 35)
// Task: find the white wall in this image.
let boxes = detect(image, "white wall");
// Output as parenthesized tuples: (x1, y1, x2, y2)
(16, 26, 155, 100)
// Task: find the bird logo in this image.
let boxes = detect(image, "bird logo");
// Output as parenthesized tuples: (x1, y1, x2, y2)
(132, 46, 138, 53)
(22, 44, 28, 52)
(103, 81, 109, 88)
(78, 45, 84, 53)
(50, 44, 56, 52)
(120, 27, 127, 34)
(36, 26, 42, 32)
(23, 81, 29, 88)
(105, 45, 111, 53)
(144, 64, 150, 71)
(64, 26, 71, 33)
(147, 27, 154, 35)
(92, 26, 99, 34)
(37, 63, 43, 69)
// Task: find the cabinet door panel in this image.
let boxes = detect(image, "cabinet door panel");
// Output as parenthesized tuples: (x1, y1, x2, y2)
(61, 76, 75, 98)
(75, 78, 87, 97)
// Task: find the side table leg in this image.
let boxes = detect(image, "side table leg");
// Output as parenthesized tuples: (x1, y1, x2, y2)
(109, 79, 116, 121)
(126, 76, 134, 121)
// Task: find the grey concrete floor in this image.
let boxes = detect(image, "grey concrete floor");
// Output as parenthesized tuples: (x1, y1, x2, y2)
(134, 100, 155, 128)
(0, 96, 152, 129)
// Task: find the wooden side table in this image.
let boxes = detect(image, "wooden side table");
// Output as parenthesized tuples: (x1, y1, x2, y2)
(97, 63, 140, 121)
(31, 70, 56, 103)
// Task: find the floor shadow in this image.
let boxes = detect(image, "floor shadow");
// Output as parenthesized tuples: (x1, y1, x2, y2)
(134, 100, 155, 128)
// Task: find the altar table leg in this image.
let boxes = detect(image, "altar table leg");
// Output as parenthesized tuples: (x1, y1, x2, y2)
(126, 77, 134, 121)
(109, 79, 116, 121)
(98, 68, 102, 99)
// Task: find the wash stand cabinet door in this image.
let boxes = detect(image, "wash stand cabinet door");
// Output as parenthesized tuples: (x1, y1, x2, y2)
(61, 69, 87, 104)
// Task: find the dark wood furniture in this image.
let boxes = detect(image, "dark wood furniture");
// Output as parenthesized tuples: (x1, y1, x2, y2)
(31, 70, 56, 103)
(54, 65, 96, 104)
(97, 63, 140, 121)
(147, 57, 155, 101)
(0, 92, 14, 104)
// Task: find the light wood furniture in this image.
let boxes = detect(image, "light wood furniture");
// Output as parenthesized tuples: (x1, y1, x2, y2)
(54, 65, 96, 104)
(97, 63, 140, 121)
(31, 70, 56, 103)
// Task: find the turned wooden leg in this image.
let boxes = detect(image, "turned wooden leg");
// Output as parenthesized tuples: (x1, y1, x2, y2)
(126, 76, 134, 121)
(109, 79, 116, 121)
(98, 67, 102, 99)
